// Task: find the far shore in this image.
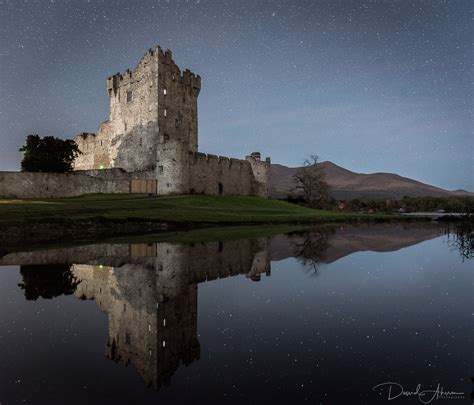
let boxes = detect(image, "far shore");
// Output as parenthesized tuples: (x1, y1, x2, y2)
(402, 212, 466, 218)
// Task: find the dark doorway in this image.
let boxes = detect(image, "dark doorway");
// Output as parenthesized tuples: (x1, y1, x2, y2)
(218, 182, 224, 195)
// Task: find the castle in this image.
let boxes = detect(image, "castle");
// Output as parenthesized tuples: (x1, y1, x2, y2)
(73, 45, 270, 197)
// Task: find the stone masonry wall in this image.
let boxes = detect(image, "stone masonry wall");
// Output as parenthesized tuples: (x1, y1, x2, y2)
(185, 152, 270, 197)
(0, 169, 152, 198)
(188, 153, 254, 196)
(74, 48, 161, 171)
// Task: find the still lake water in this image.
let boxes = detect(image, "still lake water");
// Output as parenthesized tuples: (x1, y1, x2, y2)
(0, 223, 472, 404)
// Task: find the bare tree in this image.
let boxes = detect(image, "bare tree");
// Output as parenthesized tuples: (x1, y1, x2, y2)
(290, 227, 334, 273)
(293, 155, 331, 208)
(445, 218, 473, 261)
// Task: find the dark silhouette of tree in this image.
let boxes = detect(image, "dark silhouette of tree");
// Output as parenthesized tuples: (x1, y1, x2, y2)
(293, 155, 331, 209)
(18, 264, 81, 300)
(19, 134, 81, 172)
(343, 196, 474, 214)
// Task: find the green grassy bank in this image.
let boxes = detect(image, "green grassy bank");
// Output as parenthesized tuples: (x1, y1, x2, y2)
(0, 193, 402, 225)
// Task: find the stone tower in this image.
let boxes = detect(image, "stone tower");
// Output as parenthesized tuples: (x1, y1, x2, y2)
(74, 46, 201, 172)
(73, 44, 271, 198)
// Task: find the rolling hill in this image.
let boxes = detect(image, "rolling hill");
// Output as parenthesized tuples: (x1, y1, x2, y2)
(270, 161, 473, 200)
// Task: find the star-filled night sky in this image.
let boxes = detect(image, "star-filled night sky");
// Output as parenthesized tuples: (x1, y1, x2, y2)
(0, 0, 472, 190)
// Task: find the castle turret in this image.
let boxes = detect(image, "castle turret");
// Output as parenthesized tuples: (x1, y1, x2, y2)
(246, 152, 271, 197)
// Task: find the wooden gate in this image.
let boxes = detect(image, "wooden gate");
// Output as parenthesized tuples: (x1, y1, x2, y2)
(130, 179, 157, 194)
(130, 243, 157, 257)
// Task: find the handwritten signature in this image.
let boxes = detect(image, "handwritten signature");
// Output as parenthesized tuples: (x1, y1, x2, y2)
(372, 382, 465, 404)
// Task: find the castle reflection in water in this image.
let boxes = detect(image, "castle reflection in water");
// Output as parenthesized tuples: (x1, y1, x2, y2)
(73, 239, 270, 389)
(1, 223, 448, 390)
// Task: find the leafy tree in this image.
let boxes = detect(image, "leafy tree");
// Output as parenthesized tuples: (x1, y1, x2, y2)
(349, 198, 363, 211)
(19, 134, 81, 172)
(293, 155, 331, 208)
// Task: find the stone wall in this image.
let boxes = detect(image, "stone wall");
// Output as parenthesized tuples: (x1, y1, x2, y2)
(74, 48, 161, 171)
(186, 152, 270, 197)
(187, 152, 254, 196)
(73, 133, 97, 169)
(0, 158, 268, 198)
(78, 168, 156, 181)
(0, 169, 152, 198)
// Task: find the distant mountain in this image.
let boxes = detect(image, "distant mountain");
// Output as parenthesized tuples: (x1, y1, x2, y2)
(270, 161, 474, 200)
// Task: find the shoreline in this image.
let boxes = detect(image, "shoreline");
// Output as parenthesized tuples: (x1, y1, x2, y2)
(0, 194, 447, 249)
(0, 214, 427, 251)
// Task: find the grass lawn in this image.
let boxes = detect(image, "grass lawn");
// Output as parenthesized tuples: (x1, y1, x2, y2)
(0, 193, 402, 225)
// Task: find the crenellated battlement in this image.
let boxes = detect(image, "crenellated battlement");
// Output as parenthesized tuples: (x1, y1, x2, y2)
(76, 132, 96, 140)
(106, 45, 200, 97)
(189, 152, 249, 169)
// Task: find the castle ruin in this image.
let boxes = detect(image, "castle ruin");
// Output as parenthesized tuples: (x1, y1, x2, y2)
(73, 45, 270, 197)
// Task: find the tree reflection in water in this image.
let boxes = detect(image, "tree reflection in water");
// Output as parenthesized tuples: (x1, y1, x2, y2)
(289, 227, 334, 273)
(445, 218, 473, 261)
(18, 264, 81, 300)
